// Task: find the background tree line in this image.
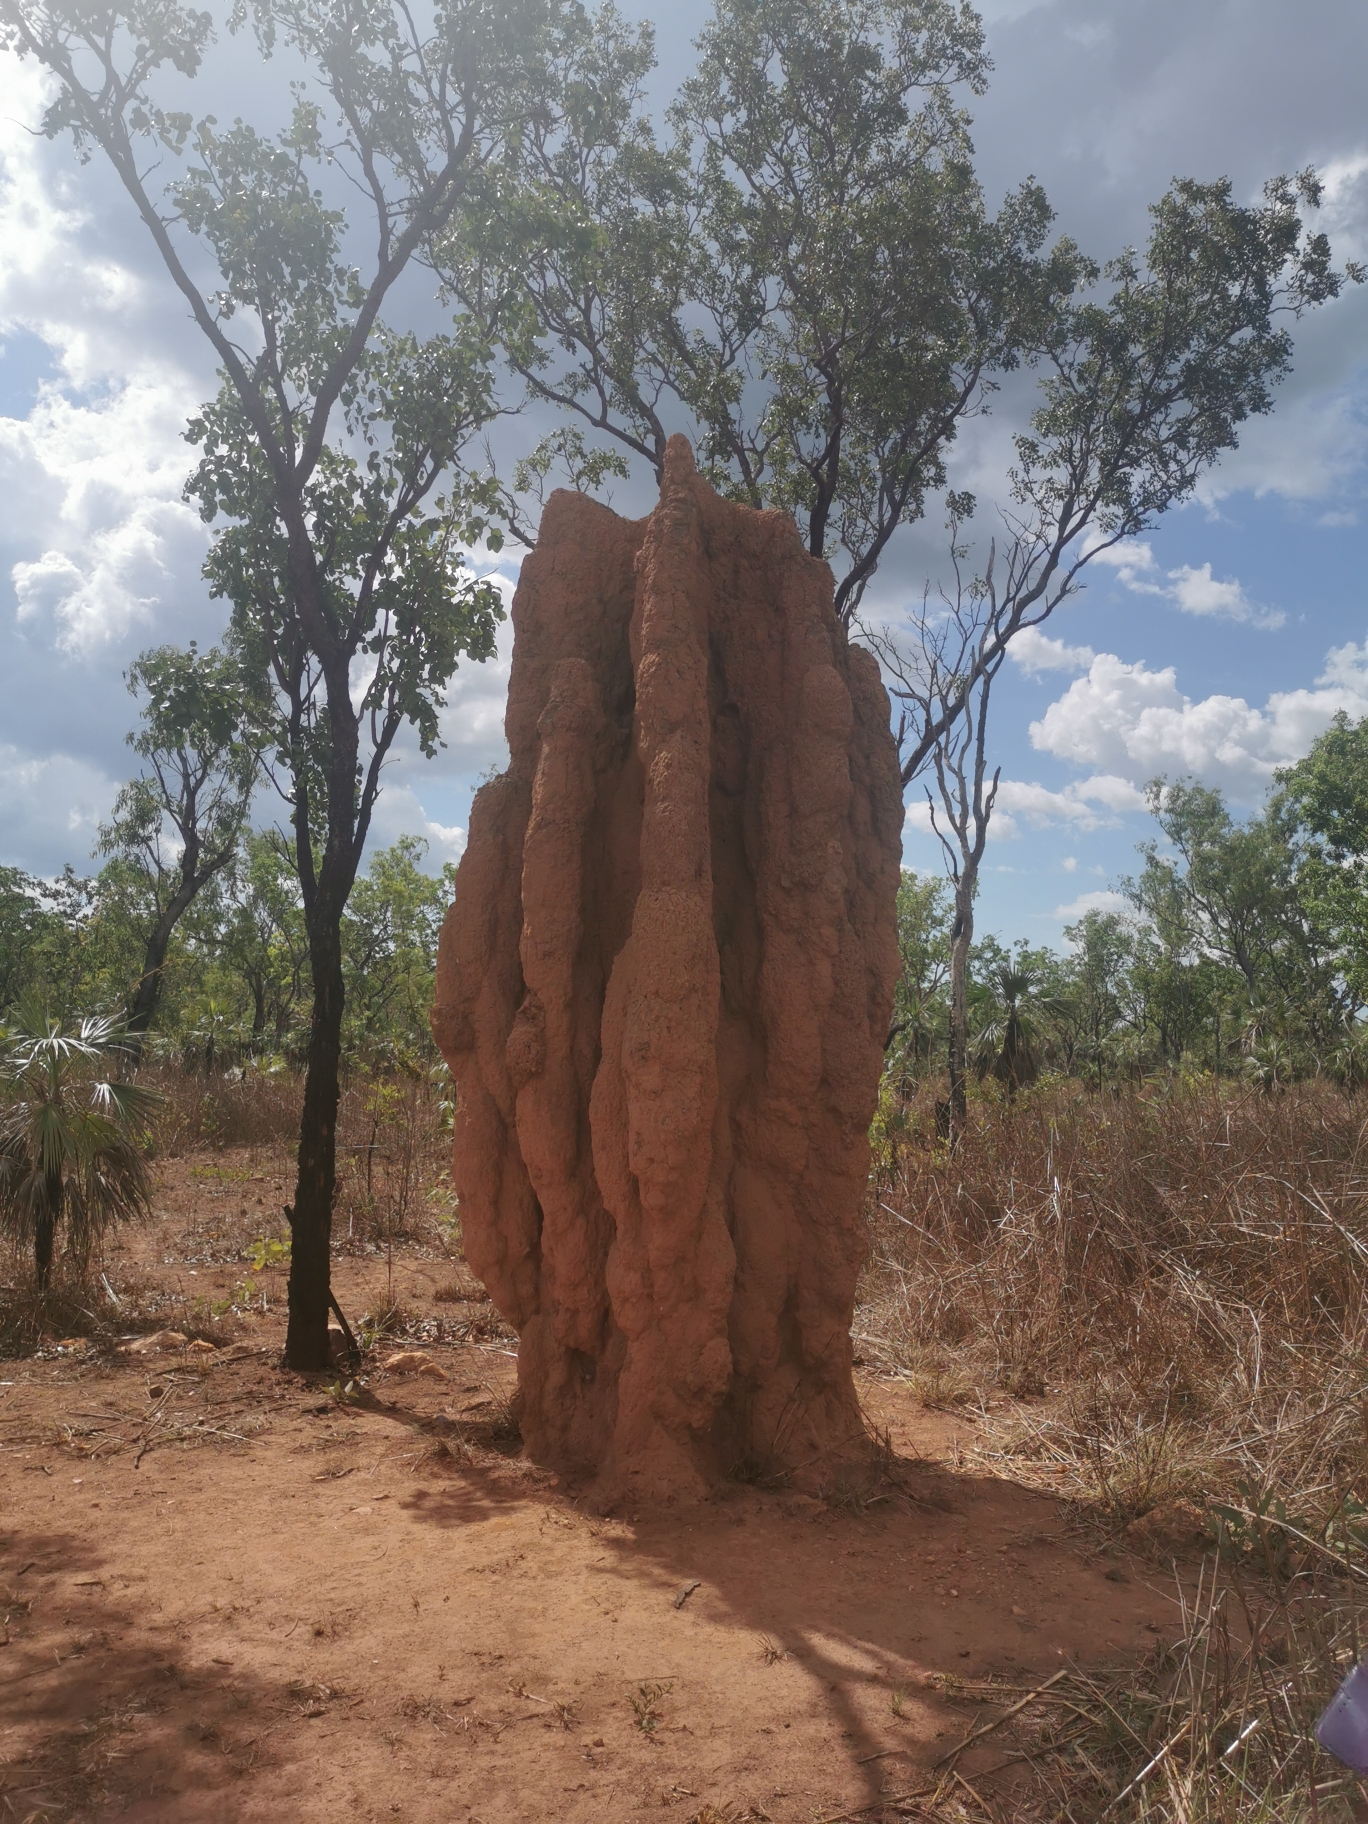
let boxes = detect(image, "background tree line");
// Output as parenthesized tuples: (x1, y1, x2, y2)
(887, 710, 1368, 1103)
(0, 827, 450, 1076)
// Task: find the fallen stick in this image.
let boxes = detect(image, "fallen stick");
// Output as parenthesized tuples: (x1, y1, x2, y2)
(952, 1768, 992, 1815)
(162, 1421, 250, 1443)
(814, 1784, 937, 1824)
(932, 1666, 1070, 1768)
(132, 1386, 175, 1467)
(1099, 1717, 1192, 1819)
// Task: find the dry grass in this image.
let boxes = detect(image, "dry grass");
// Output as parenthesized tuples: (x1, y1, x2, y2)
(862, 1078, 1368, 1537)
(0, 1269, 235, 1359)
(141, 1063, 455, 1252)
(859, 1076, 1368, 1820)
(894, 1567, 1365, 1821)
(148, 1066, 302, 1153)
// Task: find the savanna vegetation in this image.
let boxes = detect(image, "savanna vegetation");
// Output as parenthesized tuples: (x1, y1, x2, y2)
(0, 0, 1365, 1816)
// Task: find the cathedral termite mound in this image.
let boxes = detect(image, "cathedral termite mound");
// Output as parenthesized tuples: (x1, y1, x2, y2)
(431, 435, 903, 1504)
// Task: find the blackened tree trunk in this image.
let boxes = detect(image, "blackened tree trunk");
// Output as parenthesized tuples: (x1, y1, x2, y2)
(286, 905, 347, 1367)
(280, 553, 368, 1372)
(34, 1174, 61, 1292)
(126, 878, 200, 1051)
(928, 662, 1001, 1152)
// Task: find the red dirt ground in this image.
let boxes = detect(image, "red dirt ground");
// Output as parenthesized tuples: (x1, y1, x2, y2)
(1, 1151, 1202, 1823)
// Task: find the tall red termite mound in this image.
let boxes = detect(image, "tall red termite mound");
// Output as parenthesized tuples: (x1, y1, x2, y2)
(432, 437, 903, 1503)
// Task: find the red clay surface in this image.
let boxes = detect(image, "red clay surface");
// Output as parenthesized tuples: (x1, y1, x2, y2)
(1, 1153, 1196, 1823)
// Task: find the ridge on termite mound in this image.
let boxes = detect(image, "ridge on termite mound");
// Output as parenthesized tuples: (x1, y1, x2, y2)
(431, 436, 903, 1505)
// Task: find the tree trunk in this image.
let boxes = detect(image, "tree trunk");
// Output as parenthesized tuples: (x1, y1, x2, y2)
(34, 1175, 61, 1293)
(126, 867, 204, 1060)
(126, 908, 180, 1056)
(947, 873, 974, 1143)
(284, 897, 346, 1369)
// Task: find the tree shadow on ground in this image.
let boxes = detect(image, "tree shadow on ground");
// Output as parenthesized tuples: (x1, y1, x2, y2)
(0, 1524, 341, 1823)
(389, 1421, 1182, 1816)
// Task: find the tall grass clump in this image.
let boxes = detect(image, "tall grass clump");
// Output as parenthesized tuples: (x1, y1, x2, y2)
(862, 1078, 1368, 1532)
(863, 1078, 1368, 1819)
(147, 1061, 303, 1153)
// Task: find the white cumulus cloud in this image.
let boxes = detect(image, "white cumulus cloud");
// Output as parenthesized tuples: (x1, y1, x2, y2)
(1055, 889, 1130, 920)
(995, 775, 1145, 833)
(0, 64, 213, 657)
(1030, 639, 1368, 801)
(1087, 540, 1284, 629)
(903, 771, 1145, 844)
(1008, 625, 1097, 674)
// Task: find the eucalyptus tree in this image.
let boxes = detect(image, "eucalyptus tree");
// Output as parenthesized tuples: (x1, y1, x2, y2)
(0, 870, 59, 1013)
(885, 869, 952, 1076)
(924, 649, 999, 1138)
(1057, 909, 1139, 1087)
(447, 0, 1081, 612)
(211, 828, 311, 1053)
(0, 0, 574, 1366)
(98, 642, 257, 1054)
(449, 0, 1356, 776)
(340, 836, 450, 1065)
(1132, 779, 1348, 1063)
(1277, 712, 1368, 1010)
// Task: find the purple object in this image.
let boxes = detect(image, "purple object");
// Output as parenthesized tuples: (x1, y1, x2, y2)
(1317, 1659, 1368, 1771)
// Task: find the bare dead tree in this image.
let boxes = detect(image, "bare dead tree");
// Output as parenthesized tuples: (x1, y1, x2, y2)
(866, 523, 1002, 1145)
(930, 667, 1001, 1145)
(869, 492, 1106, 794)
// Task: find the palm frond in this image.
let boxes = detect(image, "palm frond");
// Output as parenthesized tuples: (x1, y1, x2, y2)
(0, 1007, 160, 1286)
(89, 1078, 162, 1131)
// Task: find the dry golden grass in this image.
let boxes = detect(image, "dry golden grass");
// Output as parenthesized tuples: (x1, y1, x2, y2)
(863, 1078, 1368, 1531)
(142, 1064, 455, 1250)
(148, 1065, 302, 1153)
(859, 1076, 1368, 1820)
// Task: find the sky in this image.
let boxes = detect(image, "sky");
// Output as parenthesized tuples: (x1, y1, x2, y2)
(1, 0, 1366, 949)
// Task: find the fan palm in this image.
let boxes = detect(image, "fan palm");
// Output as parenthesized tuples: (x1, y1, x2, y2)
(0, 1000, 161, 1290)
(973, 965, 1063, 1097)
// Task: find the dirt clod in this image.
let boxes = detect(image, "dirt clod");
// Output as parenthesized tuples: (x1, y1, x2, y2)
(383, 1350, 448, 1379)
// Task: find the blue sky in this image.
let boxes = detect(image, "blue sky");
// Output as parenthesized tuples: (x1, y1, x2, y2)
(1, 0, 1366, 952)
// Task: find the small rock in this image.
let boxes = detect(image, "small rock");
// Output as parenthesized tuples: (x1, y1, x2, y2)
(384, 1350, 449, 1380)
(1124, 1500, 1210, 1556)
(121, 1330, 189, 1355)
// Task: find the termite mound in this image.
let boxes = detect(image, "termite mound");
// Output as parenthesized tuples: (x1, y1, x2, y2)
(432, 436, 902, 1504)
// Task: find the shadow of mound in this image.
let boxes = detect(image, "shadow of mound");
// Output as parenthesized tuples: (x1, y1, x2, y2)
(392, 1425, 1179, 1817)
